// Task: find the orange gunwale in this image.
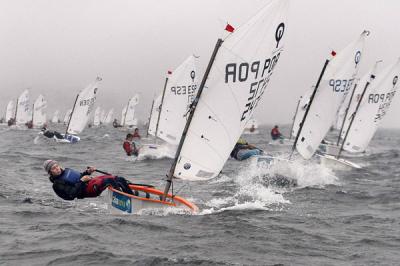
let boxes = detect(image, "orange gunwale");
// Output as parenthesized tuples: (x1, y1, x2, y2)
(108, 184, 199, 213)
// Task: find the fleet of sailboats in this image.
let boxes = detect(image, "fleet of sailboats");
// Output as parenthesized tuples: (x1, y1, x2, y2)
(1, 0, 399, 215)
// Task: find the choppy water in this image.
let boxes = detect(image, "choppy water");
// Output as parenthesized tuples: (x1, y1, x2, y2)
(0, 124, 399, 265)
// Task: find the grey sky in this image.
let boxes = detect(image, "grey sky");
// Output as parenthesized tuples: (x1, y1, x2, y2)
(1, 0, 399, 127)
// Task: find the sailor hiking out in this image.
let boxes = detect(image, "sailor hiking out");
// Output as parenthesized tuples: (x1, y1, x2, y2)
(44, 160, 133, 201)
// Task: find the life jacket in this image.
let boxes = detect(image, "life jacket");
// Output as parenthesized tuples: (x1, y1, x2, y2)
(271, 128, 281, 138)
(57, 168, 82, 184)
(49, 171, 86, 201)
(123, 140, 132, 156)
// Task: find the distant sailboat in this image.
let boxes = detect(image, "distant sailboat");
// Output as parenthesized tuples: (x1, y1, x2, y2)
(93, 106, 101, 126)
(3, 101, 14, 124)
(243, 118, 259, 134)
(103, 108, 114, 125)
(15, 89, 31, 126)
(147, 55, 199, 146)
(340, 59, 400, 154)
(121, 94, 139, 128)
(292, 31, 369, 169)
(32, 94, 47, 128)
(63, 77, 101, 143)
(63, 109, 72, 125)
(51, 110, 60, 124)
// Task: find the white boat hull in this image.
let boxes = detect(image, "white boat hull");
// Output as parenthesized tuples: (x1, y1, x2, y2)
(317, 154, 361, 170)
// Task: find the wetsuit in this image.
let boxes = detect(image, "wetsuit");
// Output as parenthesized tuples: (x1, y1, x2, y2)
(49, 168, 133, 200)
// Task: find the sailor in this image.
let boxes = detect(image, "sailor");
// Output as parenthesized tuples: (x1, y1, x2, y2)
(270, 125, 283, 140)
(123, 133, 139, 156)
(41, 127, 64, 140)
(132, 128, 141, 139)
(230, 138, 263, 161)
(25, 120, 33, 129)
(7, 118, 15, 126)
(113, 119, 122, 128)
(44, 160, 133, 201)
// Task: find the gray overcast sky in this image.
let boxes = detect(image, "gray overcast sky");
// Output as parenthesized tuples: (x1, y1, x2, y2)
(1, 0, 399, 127)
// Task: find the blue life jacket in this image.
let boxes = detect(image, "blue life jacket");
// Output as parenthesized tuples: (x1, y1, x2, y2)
(57, 168, 82, 184)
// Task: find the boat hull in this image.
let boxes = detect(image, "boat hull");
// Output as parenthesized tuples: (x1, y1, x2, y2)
(107, 184, 198, 214)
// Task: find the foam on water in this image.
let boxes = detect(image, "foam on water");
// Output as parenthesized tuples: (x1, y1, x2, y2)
(136, 143, 175, 160)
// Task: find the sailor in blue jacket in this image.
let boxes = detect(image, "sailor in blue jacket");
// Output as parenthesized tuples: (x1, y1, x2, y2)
(44, 160, 133, 200)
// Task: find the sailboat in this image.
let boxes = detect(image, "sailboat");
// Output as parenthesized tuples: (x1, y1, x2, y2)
(103, 108, 114, 125)
(338, 59, 400, 154)
(121, 94, 139, 129)
(32, 94, 47, 128)
(318, 61, 380, 156)
(15, 89, 31, 126)
(292, 31, 369, 169)
(93, 106, 101, 126)
(243, 118, 259, 134)
(61, 77, 101, 143)
(63, 109, 72, 125)
(1, 101, 14, 125)
(107, 0, 289, 213)
(145, 55, 199, 151)
(147, 95, 162, 137)
(51, 110, 60, 124)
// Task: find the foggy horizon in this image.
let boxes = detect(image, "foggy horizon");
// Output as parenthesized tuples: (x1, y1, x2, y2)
(1, 0, 400, 128)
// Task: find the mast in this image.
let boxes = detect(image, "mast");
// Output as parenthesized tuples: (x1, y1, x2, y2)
(288, 98, 301, 140)
(154, 76, 169, 138)
(336, 82, 358, 146)
(31, 103, 35, 126)
(290, 58, 331, 158)
(162, 38, 223, 200)
(14, 98, 19, 122)
(337, 72, 376, 159)
(146, 98, 155, 137)
(65, 94, 79, 135)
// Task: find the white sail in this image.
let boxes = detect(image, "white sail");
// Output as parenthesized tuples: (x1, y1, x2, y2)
(291, 87, 313, 139)
(342, 59, 400, 152)
(157, 55, 199, 145)
(32, 94, 47, 127)
(339, 62, 381, 139)
(296, 31, 368, 159)
(15, 89, 31, 125)
(63, 109, 72, 124)
(121, 106, 127, 125)
(93, 106, 101, 126)
(67, 77, 101, 135)
(173, 0, 289, 180)
(100, 109, 106, 124)
(104, 108, 114, 124)
(5, 101, 14, 122)
(123, 94, 139, 127)
(147, 95, 162, 136)
(51, 110, 59, 123)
